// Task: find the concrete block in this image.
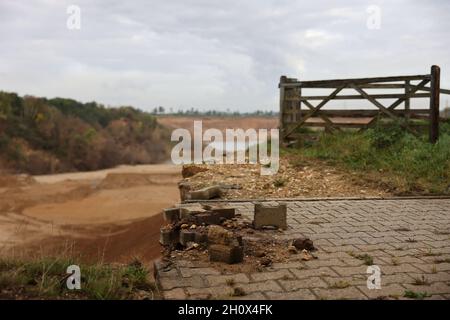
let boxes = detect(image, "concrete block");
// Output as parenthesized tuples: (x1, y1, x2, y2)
(160, 227, 177, 246)
(194, 231, 208, 244)
(179, 229, 196, 246)
(194, 213, 220, 225)
(163, 208, 180, 223)
(180, 206, 207, 219)
(254, 203, 287, 230)
(207, 225, 238, 246)
(209, 244, 244, 264)
(187, 185, 222, 200)
(211, 207, 235, 220)
(178, 182, 191, 201)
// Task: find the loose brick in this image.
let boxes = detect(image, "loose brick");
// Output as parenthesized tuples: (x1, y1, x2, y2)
(209, 244, 244, 264)
(163, 207, 180, 223)
(254, 203, 287, 230)
(179, 229, 195, 246)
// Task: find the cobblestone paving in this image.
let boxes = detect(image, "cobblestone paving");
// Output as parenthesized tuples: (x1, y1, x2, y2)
(155, 199, 450, 300)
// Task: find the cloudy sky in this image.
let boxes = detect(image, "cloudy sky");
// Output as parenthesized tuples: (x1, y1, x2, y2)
(0, 0, 449, 112)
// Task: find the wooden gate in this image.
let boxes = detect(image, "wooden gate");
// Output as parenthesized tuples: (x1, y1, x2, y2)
(279, 65, 450, 144)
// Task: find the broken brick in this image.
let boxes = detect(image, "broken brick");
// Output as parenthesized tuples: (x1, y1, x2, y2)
(208, 244, 244, 264)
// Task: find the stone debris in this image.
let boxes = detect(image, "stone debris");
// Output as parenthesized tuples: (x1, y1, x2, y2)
(292, 237, 315, 251)
(208, 244, 244, 264)
(159, 205, 244, 264)
(178, 182, 192, 201)
(259, 257, 272, 267)
(182, 165, 208, 178)
(187, 185, 223, 200)
(159, 202, 316, 267)
(163, 207, 180, 223)
(180, 158, 389, 199)
(301, 249, 316, 261)
(253, 202, 287, 230)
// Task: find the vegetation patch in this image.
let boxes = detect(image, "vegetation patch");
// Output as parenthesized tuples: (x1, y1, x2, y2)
(286, 121, 450, 195)
(0, 257, 158, 300)
(403, 290, 431, 300)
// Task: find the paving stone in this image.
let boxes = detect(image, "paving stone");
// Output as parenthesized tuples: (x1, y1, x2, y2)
(289, 266, 339, 279)
(163, 288, 187, 300)
(244, 280, 284, 293)
(179, 267, 221, 278)
(249, 269, 294, 282)
(357, 284, 406, 300)
(313, 286, 367, 300)
(159, 275, 206, 290)
(206, 273, 250, 286)
(233, 292, 267, 300)
(403, 282, 450, 295)
(265, 289, 316, 300)
(279, 277, 328, 290)
(156, 199, 450, 300)
(186, 286, 232, 299)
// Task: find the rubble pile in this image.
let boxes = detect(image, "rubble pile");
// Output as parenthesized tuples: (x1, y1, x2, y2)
(159, 202, 316, 267)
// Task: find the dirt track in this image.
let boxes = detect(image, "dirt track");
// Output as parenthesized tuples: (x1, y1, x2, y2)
(0, 164, 181, 263)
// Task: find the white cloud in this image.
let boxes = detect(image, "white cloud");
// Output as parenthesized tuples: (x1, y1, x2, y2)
(0, 0, 449, 111)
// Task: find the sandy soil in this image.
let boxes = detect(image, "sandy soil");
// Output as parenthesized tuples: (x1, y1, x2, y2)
(157, 115, 278, 133)
(0, 164, 181, 263)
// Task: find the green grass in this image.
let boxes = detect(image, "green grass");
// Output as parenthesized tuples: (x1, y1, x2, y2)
(348, 252, 374, 265)
(287, 121, 450, 195)
(0, 257, 157, 300)
(403, 290, 431, 300)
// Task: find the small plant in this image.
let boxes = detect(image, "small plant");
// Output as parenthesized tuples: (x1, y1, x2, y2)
(329, 280, 350, 289)
(273, 177, 286, 188)
(433, 229, 450, 235)
(230, 287, 246, 297)
(431, 265, 437, 274)
(406, 238, 417, 243)
(348, 252, 374, 266)
(419, 249, 441, 257)
(391, 257, 400, 266)
(403, 290, 431, 300)
(225, 278, 235, 287)
(412, 275, 430, 286)
(433, 258, 450, 264)
(394, 227, 411, 232)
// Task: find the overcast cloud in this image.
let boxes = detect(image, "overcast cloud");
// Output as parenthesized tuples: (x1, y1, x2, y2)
(0, 0, 449, 112)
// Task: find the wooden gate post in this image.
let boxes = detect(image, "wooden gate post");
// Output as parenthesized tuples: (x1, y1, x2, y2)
(429, 65, 440, 143)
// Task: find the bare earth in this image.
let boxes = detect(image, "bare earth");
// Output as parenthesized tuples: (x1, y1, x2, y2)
(0, 164, 181, 263)
(183, 157, 390, 200)
(157, 115, 278, 134)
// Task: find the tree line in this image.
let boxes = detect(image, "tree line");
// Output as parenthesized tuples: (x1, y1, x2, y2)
(0, 91, 170, 174)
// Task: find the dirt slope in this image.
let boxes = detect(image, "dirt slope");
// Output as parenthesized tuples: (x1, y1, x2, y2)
(0, 164, 181, 263)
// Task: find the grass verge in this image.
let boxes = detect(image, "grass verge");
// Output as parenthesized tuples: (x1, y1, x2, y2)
(0, 257, 158, 300)
(285, 121, 450, 195)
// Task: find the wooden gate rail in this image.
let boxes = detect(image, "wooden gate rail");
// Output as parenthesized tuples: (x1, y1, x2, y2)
(279, 65, 450, 144)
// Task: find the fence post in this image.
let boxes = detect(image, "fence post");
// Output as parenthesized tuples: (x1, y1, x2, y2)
(429, 65, 440, 143)
(405, 80, 410, 121)
(279, 76, 287, 144)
